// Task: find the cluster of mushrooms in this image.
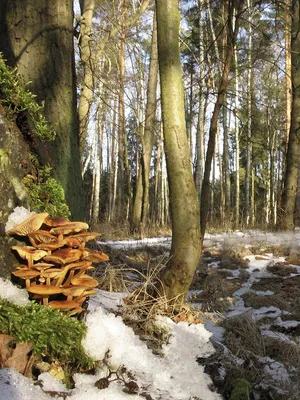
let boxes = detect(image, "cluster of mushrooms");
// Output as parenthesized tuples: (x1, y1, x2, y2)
(7, 212, 109, 316)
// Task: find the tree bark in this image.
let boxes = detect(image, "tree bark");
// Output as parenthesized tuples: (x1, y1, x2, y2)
(200, 0, 243, 239)
(0, 0, 86, 220)
(234, 42, 240, 227)
(195, 0, 206, 203)
(245, 0, 253, 226)
(78, 0, 96, 155)
(156, 0, 201, 302)
(278, 0, 300, 231)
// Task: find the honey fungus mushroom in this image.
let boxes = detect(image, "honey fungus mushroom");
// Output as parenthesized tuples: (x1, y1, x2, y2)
(12, 246, 48, 269)
(6, 213, 49, 237)
(49, 222, 89, 242)
(7, 211, 109, 315)
(12, 269, 40, 289)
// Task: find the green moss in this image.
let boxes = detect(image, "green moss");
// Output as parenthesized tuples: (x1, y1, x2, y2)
(23, 159, 70, 218)
(229, 378, 252, 400)
(0, 298, 94, 370)
(0, 53, 55, 141)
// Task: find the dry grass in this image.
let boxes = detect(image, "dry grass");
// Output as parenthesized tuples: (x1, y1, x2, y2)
(242, 292, 290, 311)
(263, 335, 300, 367)
(222, 314, 266, 358)
(90, 220, 171, 241)
(266, 263, 297, 277)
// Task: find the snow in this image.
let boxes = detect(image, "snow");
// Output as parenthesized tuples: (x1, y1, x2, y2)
(2, 212, 300, 399)
(0, 278, 30, 306)
(0, 278, 221, 400)
(5, 207, 35, 232)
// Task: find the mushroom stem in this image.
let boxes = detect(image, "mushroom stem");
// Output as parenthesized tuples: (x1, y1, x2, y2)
(64, 270, 75, 287)
(28, 257, 33, 269)
(43, 297, 49, 306)
(55, 265, 71, 287)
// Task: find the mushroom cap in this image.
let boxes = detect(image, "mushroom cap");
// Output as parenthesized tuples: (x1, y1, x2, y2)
(27, 285, 63, 295)
(50, 222, 89, 237)
(66, 260, 93, 270)
(81, 289, 97, 296)
(81, 249, 109, 262)
(43, 216, 70, 228)
(35, 242, 65, 251)
(71, 275, 99, 288)
(6, 213, 49, 236)
(62, 286, 88, 297)
(48, 300, 79, 309)
(40, 268, 62, 278)
(32, 263, 55, 271)
(12, 246, 48, 262)
(16, 264, 30, 270)
(68, 232, 102, 244)
(43, 248, 82, 264)
(12, 269, 40, 279)
(28, 230, 58, 246)
(62, 237, 81, 248)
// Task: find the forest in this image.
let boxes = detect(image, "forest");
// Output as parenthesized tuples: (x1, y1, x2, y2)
(0, 0, 300, 399)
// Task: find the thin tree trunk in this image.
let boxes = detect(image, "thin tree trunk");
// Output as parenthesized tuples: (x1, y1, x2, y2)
(154, 122, 163, 223)
(245, 0, 253, 226)
(109, 96, 118, 221)
(195, 0, 205, 203)
(141, 12, 158, 227)
(234, 41, 240, 227)
(117, 0, 126, 220)
(78, 0, 96, 154)
(278, 0, 300, 230)
(156, 0, 201, 301)
(222, 1, 231, 219)
(200, 0, 243, 239)
(91, 109, 103, 224)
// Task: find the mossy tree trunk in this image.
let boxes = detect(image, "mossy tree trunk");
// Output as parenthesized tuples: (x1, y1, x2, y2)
(0, 105, 32, 278)
(278, 0, 300, 230)
(156, 0, 201, 302)
(0, 0, 87, 220)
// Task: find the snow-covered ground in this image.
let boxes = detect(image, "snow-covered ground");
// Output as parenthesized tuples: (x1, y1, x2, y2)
(0, 278, 221, 400)
(2, 210, 300, 400)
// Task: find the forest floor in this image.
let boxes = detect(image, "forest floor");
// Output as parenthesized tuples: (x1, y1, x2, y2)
(97, 230, 300, 400)
(1, 230, 300, 399)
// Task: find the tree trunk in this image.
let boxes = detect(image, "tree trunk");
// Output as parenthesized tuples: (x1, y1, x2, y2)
(132, 12, 158, 232)
(117, 0, 127, 220)
(0, 0, 86, 220)
(245, 0, 253, 226)
(156, 0, 201, 302)
(141, 13, 158, 227)
(234, 42, 240, 227)
(195, 0, 206, 203)
(0, 106, 33, 278)
(278, 0, 300, 231)
(200, 0, 243, 239)
(78, 0, 96, 154)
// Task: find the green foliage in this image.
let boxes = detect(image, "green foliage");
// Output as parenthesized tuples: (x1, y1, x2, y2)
(23, 160, 71, 218)
(0, 298, 94, 370)
(229, 378, 252, 400)
(0, 53, 55, 141)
